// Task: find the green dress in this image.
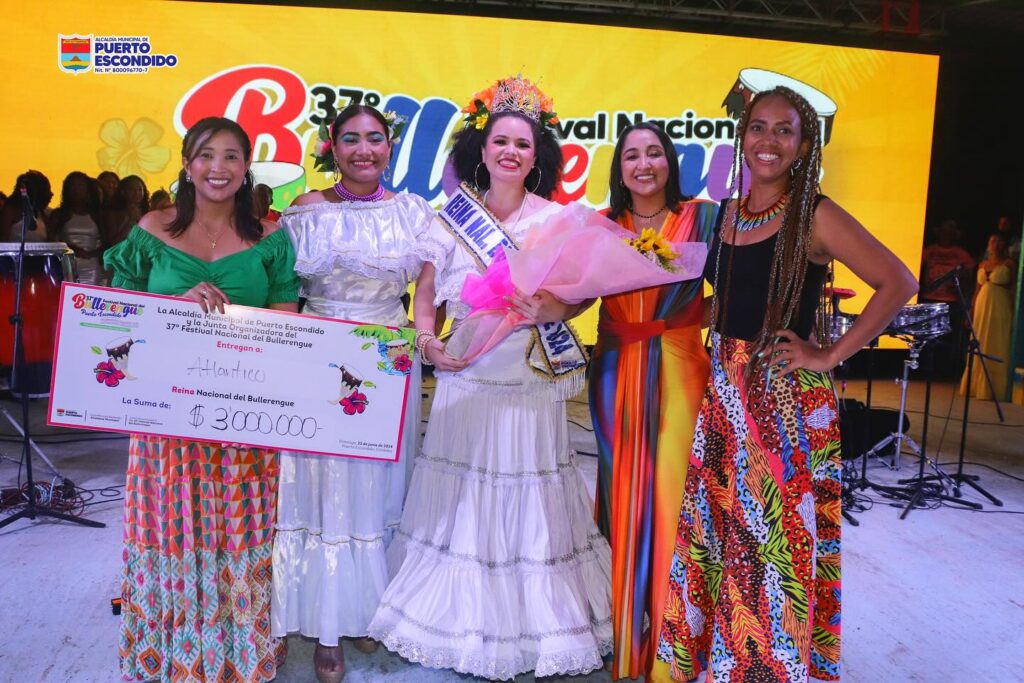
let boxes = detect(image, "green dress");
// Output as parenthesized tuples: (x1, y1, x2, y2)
(104, 226, 300, 683)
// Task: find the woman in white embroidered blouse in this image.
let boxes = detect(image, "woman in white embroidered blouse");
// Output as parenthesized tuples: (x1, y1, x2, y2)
(271, 105, 432, 683)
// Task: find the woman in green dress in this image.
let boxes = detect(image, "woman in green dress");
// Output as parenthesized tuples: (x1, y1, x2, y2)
(105, 117, 300, 683)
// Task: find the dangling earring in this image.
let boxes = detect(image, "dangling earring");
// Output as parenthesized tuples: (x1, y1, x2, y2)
(790, 158, 803, 177)
(526, 167, 542, 194)
(382, 166, 392, 183)
(332, 166, 341, 183)
(185, 172, 192, 184)
(474, 162, 487, 190)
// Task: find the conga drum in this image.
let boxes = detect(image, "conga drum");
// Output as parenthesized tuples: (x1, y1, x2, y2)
(0, 242, 76, 397)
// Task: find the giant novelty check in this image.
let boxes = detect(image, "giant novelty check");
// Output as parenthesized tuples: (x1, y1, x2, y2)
(47, 284, 415, 461)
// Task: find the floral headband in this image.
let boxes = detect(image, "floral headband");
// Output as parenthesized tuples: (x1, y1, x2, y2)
(311, 109, 407, 173)
(461, 74, 559, 133)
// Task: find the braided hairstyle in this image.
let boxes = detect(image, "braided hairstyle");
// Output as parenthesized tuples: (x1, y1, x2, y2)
(713, 85, 828, 388)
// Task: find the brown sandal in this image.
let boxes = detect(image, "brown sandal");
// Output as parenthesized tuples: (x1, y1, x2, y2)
(351, 637, 379, 654)
(314, 641, 345, 683)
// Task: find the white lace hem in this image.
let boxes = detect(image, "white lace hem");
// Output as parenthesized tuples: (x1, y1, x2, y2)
(371, 606, 612, 681)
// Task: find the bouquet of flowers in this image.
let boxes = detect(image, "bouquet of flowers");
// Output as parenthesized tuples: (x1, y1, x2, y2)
(446, 204, 707, 362)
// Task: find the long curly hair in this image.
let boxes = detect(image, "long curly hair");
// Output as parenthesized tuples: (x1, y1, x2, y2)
(168, 117, 261, 242)
(449, 112, 562, 199)
(712, 86, 828, 387)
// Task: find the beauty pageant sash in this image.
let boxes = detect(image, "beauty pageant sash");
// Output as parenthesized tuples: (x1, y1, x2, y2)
(439, 184, 588, 397)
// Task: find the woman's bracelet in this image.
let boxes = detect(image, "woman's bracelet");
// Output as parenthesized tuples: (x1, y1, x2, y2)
(414, 329, 436, 365)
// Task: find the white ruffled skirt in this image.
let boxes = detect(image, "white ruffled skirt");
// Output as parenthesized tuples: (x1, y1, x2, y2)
(271, 296, 419, 643)
(367, 329, 612, 680)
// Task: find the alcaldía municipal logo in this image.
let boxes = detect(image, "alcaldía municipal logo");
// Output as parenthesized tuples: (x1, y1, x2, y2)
(58, 34, 92, 74)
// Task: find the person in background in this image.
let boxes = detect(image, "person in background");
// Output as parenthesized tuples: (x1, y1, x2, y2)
(149, 189, 172, 211)
(994, 216, 1021, 267)
(97, 170, 120, 210)
(102, 175, 151, 248)
(49, 171, 105, 284)
(961, 232, 1016, 400)
(254, 183, 280, 222)
(2, 170, 53, 241)
(106, 116, 299, 683)
(589, 121, 717, 682)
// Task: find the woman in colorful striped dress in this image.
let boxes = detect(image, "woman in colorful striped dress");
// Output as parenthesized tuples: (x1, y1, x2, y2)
(589, 122, 716, 682)
(106, 117, 300, 683)
(657, 87, 917, 682)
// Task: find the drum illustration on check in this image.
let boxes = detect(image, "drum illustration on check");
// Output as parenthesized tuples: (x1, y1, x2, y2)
(91, 336, 145, 387)
(328, 362, 373, 416)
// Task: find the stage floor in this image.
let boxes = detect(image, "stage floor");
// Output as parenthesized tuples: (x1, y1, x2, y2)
(1, 377, 1021, 682)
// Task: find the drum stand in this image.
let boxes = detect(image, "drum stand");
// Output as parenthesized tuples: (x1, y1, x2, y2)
(909, 270, 1004, 507)
(846, 338, 911, 506)
(894, 337, 981, 519)
(0, 186, 103, 530)
(863, 339, 923, 472)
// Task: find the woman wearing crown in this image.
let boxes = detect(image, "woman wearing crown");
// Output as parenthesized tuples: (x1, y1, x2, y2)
(270, 104, 433, 683)
(367, 76, 613, 680)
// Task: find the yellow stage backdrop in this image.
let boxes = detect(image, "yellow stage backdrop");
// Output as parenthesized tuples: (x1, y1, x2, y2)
(6, 0, 938, 343)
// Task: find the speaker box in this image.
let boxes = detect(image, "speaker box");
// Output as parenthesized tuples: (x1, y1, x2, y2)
(838, 399, 910, 460)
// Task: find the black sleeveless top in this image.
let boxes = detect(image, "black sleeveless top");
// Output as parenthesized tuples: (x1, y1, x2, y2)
(705, 197, 828, 341)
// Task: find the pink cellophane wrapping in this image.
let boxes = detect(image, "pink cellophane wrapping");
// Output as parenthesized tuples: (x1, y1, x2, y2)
(446, 203, 707, 363)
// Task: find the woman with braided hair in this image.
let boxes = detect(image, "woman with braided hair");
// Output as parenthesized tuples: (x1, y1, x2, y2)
(657, 87, 916, 682)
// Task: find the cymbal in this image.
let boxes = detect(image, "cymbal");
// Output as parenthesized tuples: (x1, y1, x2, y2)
(824, 286, 857, 300)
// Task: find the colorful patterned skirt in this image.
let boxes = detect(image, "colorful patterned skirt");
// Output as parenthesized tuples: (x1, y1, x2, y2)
(119, 435, 279, 683)
(658, 334, 842, 682)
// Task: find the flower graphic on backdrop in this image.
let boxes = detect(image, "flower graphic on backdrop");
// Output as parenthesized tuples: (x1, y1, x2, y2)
(96, 117, 171, 179)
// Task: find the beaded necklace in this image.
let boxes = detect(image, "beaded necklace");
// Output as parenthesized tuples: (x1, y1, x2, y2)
(333, 180, 385, 202)
(735, 192, 787, 231)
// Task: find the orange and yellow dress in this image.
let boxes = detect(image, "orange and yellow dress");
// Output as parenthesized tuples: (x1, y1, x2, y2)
(589, 200, 717, 681)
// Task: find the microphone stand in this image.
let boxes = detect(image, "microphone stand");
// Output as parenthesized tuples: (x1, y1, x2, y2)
(0, 186, 104, 530)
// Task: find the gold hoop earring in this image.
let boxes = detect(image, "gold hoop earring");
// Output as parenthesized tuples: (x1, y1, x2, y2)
(526, 167, 542, 194)
(474, 162, 487, 189)
(332, 168, 341, 183)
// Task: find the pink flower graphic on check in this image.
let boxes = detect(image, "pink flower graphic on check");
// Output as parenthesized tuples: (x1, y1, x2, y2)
(392, 354, 412, 373)
(94, 360, 126, 387)
(328, 362, 375, 415)
(340, 391, 368, 415)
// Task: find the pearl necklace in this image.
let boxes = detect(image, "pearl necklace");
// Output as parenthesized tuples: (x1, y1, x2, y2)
(333, 181, 385, 202)
(735, 192, 788, 232)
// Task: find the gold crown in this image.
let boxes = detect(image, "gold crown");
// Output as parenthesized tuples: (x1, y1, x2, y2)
(462, 74, 558, 132)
